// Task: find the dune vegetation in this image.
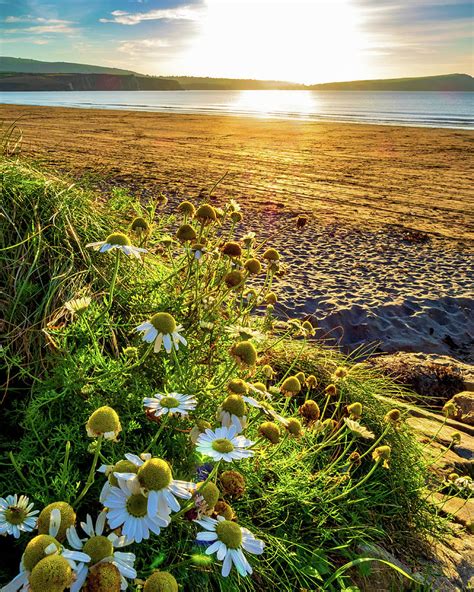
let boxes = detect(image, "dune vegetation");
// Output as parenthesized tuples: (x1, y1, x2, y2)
(0, 151, 451, 592)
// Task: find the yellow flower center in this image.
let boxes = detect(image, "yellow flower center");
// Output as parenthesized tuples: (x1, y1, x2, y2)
(83, 535, 114, 564)
(160, 396, 180, 409)
(126, 493, 148, 518)
(150, 313, 177, 334)
(212, 438, 234, 454)
(138, 458, 172, 491)
(5, 506, 28, 525)
(215, 520, 242, 549)
(105, 232, 131, 246)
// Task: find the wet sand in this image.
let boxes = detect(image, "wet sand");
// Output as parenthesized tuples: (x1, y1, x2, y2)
(2, 104, 473, 359)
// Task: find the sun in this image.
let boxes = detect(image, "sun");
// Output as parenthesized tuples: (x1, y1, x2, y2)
(176, 0, 371, 84)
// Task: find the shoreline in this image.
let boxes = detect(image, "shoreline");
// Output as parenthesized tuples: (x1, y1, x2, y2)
(2, 103, 473, 361)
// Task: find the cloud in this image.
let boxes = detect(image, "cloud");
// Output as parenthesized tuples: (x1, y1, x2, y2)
(4, 23, 76, 34)
(99, 5, 202, 25)
(119, 38, 170, 55)
(3, 15, 72, 24)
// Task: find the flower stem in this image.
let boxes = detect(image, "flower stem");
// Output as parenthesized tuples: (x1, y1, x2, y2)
(74, 436, 103, 507)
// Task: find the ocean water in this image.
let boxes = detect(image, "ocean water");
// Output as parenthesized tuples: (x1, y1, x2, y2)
(1, 90, 473, 129)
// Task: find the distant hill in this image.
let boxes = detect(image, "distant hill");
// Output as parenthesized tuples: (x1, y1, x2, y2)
(0, 73, 181, 92)
(1, 57, 472, 91)
(0, 56, 141, 76)
(161, 76, 304, 90)
(308, 74, 474, 91)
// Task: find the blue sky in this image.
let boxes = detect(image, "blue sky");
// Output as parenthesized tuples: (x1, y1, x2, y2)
(1, 0, 472, 83)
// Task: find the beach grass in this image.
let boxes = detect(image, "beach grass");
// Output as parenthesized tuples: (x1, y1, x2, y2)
(0, 155, 449, 591)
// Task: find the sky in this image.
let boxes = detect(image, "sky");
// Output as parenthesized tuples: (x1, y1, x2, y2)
(1, 0, 473, 83)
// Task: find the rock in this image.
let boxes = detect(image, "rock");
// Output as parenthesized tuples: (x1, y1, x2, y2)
(430, 493, 474, 532)
(369, 352, 474, 404)
(406, 416, 474, 461)
(446, 392, 474, 426)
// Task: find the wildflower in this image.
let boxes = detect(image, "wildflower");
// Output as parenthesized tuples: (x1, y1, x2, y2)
(262, 364, 275, 379)
(66, 512, 136, 590)
(343, 418, 375, 440)
(195, 516, 264, 577)
(229, 199, 241, 212)
(451, 432, 461, 445)
(222, 242, 242, 258)
(227, 379, 249, 395)
(442, 401, 457, 418)
(86, 406, 122, 441)
(214, 501, 235, 521)
(325, 384, 337, 397)
(305, 374, 317, 389)
(196, 425, 255, 463)
(300, 321, 316, 337)
(333, 366, 348, 379)
(265, 292, 278, 305)
(280, 376, 301, 397)
(231, 211, 243, 223)
(262, 248, 280, 262)
(372, 445, 391, 468)
(103, 481, 168, 543)
(130, 217, 150, 235)
(230, 341, 258, 369)
(177, 201, 195, 217)
(219, 471, 246, 498)
(191, 242, 208, 260)
(299, 400, 320, 422)
(135, 312, 187, 354)
(176, 223, 197, 242)
(190, 420, 212, 445)
(144, 392, 197, 418)
(195, 204, 217, 225)
(84, 563, 122, 591)
(4, 533, 90, 592)
(218, 395, 248, 430)
(196, 463, 214, 482)
(244, 258, 262, 275)
(64, 296, 91, 315)
(115, 455, 195, 522)
(285, 418, 303, 437)
(251, 382, 266, 394)
(98, 457, 139, 504)
(0, 494, 38, 539)
(347, 402, 362, 420)
(224, 270, 245, 289)
(258, 422, 280, 444)
(295, 371, 305, 384)
(144, 571, 178, 592)
(37, 502, 76, 542)
(86, 232, 147, 260)
(384, 409, 402, 427)
(242, 232, 256, 247)
(225, 325, 265, 342)
(193, 482, 220, 517)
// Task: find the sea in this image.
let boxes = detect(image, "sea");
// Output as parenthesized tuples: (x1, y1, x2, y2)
(1, 90, 473, 129)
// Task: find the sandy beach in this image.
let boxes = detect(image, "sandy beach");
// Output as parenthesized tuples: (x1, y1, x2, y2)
(2, 104, 473, 360)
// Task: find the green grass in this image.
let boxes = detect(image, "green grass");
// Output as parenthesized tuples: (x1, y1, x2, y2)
(0, 156, 447, 591)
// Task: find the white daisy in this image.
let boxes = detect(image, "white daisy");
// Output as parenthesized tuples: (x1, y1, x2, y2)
(86, 232, 147, 260)
(66, 512, 136, 591)
(110, 453, 196, 523)
(64, 296, 91, 315)
(225, 325, 265, 342)
(196, 425, 255, 463)
(195, 515, 264, 577)
(135, 312, 187, 354)
(2, 513, 91, 592)
(343, 418, 375, 440)
(103, 478, 168, 544)
(143, 392, 197, 418)
(0, 494, 38, 539)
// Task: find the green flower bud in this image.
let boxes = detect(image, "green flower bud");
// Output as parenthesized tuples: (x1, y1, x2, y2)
(196, 482, 220, 509)
(23, 535, 61, 572)
(347, 402, 362, 419)
(222, 242, 242, 258)
(227, 379, 249, 395)
(299, 400, 320, 421)
(230, 211, 243, 223)
(280, 376, 301, 396)
(150, 312, 177, 334)
(286, 418, 302, 437)
(177, 201, 195, 216)
(230, 341, 257, 369)
(105, 232, 131, 247)
(224, 270, 245, 289)
(130, 217, 150, 233)
(176, 223, 197, 242)
(138, 458, 172, 491)
(221, 395, 247, 417)
(244, 258, 262, 275)
(195, 204, 217, 224)
(265, 292, 277, 304)
(262, 248, 280, 262)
